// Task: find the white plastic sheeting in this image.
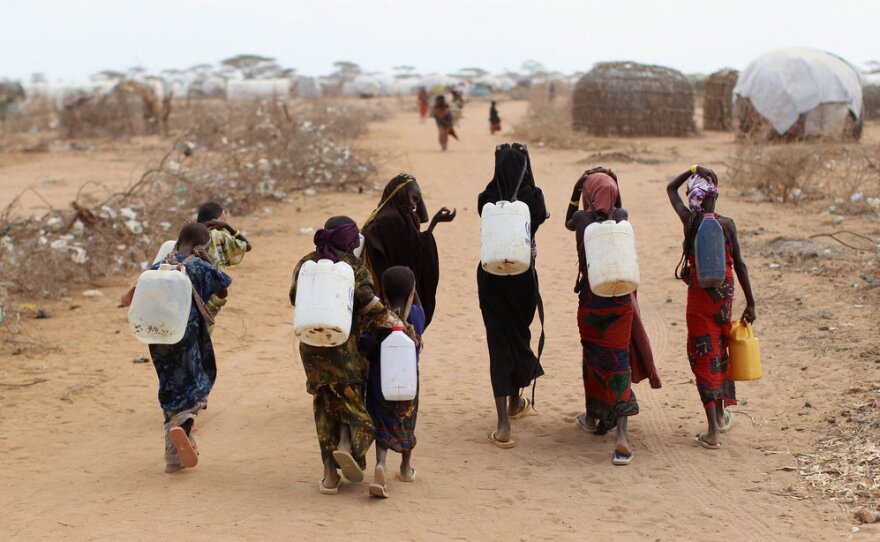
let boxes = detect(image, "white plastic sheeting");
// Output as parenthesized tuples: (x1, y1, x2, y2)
(226, 79, 292, 101)
(734, 48, 863, 134)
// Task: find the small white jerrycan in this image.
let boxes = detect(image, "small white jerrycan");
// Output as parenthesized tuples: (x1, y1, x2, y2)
(380, 326, 418, 401)
(293, 259, 355, 347)
(128, 263, 193, 344)
(583, 220, 640, 297)
(480, 200, 532, 276)
(152, 240, 177, 265)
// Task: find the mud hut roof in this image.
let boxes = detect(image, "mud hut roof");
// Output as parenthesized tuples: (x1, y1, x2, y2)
(572, 61, 696, 137)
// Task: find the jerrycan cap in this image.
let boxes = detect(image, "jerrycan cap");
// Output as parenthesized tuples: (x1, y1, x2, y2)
(158, 263, 173, 271)
(392, 325, 404, 332)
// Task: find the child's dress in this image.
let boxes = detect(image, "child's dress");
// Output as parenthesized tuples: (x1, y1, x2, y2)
(365, 305, 426, 452)
(683, 221, 737, 409)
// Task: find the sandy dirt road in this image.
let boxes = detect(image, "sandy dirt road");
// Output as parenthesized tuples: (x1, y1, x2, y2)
(1, 101, 876, 541)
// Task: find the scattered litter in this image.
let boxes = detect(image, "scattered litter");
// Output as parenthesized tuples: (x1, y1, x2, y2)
(303, 188, 317, 197)
(833, 215, 845, 225)
(132, 356, 149, 364)
(82, 289, 103, 298)
(768, 263, 781, 269)
(298, 227, 316, 235)
(851, 192, 864, 203)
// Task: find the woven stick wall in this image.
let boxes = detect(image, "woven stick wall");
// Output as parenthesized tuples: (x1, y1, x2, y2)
(863, 84, 880, 119)
(572, 62, 696, 137)
(703, 69, 738, 131)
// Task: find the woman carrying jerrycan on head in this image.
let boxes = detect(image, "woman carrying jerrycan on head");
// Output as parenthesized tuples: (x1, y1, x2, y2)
(565, 166, 660, 466)
(667, 165, 756, 450)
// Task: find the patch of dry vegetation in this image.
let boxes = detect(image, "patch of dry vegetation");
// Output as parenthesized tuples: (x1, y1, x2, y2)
(0, 98, 380, 352)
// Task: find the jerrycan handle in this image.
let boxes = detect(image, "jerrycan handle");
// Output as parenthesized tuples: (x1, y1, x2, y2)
(731, 320, 753, 339)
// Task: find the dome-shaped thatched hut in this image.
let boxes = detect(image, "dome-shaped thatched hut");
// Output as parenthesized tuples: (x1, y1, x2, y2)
(734, 48, 864, 140)
(703, 69, 738, 131)
(572, 62, 696, 137)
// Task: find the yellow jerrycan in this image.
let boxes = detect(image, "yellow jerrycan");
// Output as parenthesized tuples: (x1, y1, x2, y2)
(729, 321, 762, 381)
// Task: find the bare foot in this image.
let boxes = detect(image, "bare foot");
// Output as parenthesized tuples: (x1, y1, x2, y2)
(373, 463, 386, 487)
(400, 465, 416, 482)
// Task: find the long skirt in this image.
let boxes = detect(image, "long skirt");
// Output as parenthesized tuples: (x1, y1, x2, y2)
(312, 383, 375, 465)
(685, 253, 737, 409)
(366, 392, 418, 453)
(478, 266, 544, 397)
(578, 290, 638, 428)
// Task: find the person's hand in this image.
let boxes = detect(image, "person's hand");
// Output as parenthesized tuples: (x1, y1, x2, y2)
(741, 304, 756, 324)
(431, 207, 456, 224)
(204, 219, 230, 231)
(696, 166, 718, 184)
(193, 243, 211, 262)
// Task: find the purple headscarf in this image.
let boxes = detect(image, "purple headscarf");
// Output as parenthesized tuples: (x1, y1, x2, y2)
(314, 223, 360, 262)
(686, 174, 718, 212)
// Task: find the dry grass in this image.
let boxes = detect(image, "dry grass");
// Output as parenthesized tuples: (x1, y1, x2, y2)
(0, 98, 381, 351)
(727, 141, 880, 209)
(510, 88, 600, 150)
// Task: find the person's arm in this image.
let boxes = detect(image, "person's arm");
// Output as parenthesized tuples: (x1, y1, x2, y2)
(667, 165, 717, 224)
(289, 258, 306, 306)
(722, 217, 756, 323)
(565, 177, 584, 231)
(427, 207, 456, 234)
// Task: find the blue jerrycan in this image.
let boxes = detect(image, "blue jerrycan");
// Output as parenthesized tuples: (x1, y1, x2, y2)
(694, 213, 726, 288)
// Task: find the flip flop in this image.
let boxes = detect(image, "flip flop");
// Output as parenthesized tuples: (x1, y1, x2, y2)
(487, 431, 516, 449)
(369, 482, 389, 498)
(510, 397, 533, 420)
(719, 409, 734, 433)
(332, 450, 365, 483)
(399, 468, 417, 483)
(576, 412, 599, 433)
(168, 426, 199, 468)
(612, 450, 634, 466)
(319, 477, 341, 495)
(695, 432, 721, 450)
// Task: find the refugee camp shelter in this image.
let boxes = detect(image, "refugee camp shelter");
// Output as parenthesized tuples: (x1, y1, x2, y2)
(703, 69, 738, 131)
(572, 62, 696, 137)
(733, 48, 864, 140)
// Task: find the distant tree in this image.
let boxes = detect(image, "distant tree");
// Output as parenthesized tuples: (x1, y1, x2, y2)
(31, 73, 47, 84)
(127, 66, 148, 80)
(520, 60, 547, 77)
(92, 70, 126, 82)
(332, 61, 363, 82)
(393, 65, 418, 78)
(453, 67, 488, 80)
(221, 54, 281, 79)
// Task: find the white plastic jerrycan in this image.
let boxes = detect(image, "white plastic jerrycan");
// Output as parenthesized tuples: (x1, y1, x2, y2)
(583, 220, 640, 297)
(152, 239, 177, 265)
(128, 263, 193, 345)
(480, 200, 531, 276)
(293, 259, 355, 347)
(380, 326, 418, 401)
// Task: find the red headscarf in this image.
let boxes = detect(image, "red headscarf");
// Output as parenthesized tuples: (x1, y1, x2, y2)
(581, 172, 620, 214)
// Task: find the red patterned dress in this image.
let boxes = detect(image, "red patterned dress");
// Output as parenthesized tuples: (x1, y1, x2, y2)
(684, 221, 737, 409)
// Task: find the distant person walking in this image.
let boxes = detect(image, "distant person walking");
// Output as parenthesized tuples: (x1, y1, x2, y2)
(548, 82, 557, 102)
(432, 95, 458, 151)
(489, 101, 501, 134)
(417, 86, 429, 122)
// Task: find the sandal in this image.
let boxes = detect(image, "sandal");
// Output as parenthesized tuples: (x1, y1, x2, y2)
(612, 450, 634, 466)
(695, 432, 721, 450)
(319, 477, 341, 495)
(332, 450, 365, 483)
(510, 397, 534, 419)
(169, 427, 199, 468)
(719, 409, 734, 433)
(487, 431, 516, 449)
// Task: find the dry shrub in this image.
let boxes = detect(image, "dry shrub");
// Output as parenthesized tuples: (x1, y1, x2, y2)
(511, 88, 600, 150)
(0, 98, 58, 151)
(0, 98, 379, 348)
(727, 141, 880, 207)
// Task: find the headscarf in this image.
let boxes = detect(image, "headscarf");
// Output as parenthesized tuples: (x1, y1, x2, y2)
(314, 223, 360, 263)
(581, 172, 620, 214)
(362, 174, 440, 327)
(686, 174, 718, 212)
(478, 146, 548, 236)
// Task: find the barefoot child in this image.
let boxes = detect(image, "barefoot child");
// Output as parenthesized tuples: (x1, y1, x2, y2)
(364, 266, 425, 498)
(290, 216, 405, 494)
(667, 165, 756, 450)
(135, 223, 232, 472)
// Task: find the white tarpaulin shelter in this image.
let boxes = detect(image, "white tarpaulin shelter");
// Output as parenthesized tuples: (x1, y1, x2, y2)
(734, 48, 863, 135)
(226, 79, 291, 101)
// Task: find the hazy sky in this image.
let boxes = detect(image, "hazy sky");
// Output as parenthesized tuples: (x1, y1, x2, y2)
(4, 0, 878, 81)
